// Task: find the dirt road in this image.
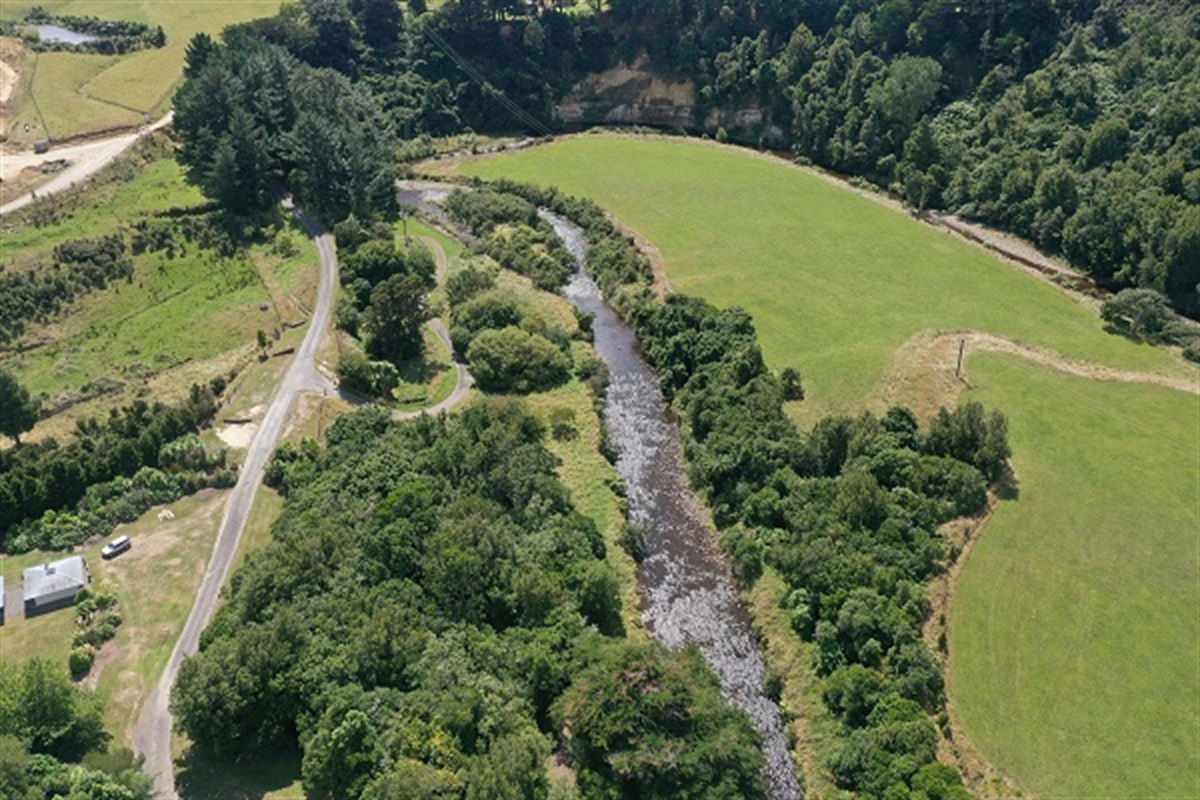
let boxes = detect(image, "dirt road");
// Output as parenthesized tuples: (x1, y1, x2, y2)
(0, 112, 174, 216)
(394, 236, 473, 421)
(133, 200, 336, 799)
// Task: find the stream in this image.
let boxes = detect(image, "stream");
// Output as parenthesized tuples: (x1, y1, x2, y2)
(543, 210, 802, 800)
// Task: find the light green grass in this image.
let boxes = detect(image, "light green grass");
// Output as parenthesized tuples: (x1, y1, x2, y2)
(951, 353, 1200, 799)
(461, 136, 1187, 424)
(1, 151, 318, 416)
(2, 1, 279, 144)
(463, 134, 1200, 797)
(524, 372, 646, 642)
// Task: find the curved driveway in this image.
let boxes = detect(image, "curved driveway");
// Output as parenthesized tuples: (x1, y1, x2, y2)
(394, 236, 473, 421)
(134, 200, 336, 799)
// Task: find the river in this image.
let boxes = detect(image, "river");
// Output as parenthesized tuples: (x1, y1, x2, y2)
(543, 210, 802, 800)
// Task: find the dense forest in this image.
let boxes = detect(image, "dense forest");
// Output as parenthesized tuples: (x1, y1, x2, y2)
(173, 403, 769, 799)
(175, 0, 1198, 313)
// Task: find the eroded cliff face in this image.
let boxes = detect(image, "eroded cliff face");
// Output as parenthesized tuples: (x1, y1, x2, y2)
(555, 54, 785, 144)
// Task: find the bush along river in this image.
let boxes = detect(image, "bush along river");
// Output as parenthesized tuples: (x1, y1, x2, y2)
(543, 210, 803, 800)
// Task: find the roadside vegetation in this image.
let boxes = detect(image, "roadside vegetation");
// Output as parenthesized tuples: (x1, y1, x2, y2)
(0, 659, 152, 799)
(175, 402, 767, 799)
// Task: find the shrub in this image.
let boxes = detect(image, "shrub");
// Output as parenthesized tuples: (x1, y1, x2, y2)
(466, 327, 571, 394)
(69, 647, 95, 679)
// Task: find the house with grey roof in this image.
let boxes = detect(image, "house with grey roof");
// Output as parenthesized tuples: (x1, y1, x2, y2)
(23, 556, 89, 617)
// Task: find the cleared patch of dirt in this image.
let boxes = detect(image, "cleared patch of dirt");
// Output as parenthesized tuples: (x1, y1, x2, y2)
(0, 37, 23, 133)
(217, 421, 258, 449)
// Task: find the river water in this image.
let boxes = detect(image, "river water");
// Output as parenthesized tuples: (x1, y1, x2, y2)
(543, 210, 802, 800)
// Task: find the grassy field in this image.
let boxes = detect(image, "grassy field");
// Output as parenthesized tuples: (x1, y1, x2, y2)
(1, 140, 319, 444)
(1, 1, 279, 145)
(953, 353, 1200, 799)
(0, 490, 227, 745)
(461, 134, 1200, 798)
(461, 136, 1187, 425)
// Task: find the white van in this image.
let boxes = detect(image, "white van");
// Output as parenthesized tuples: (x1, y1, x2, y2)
(101, 535, 131, 560)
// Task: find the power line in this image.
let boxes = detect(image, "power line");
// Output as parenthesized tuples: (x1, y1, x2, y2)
(421, 26, 554, 137)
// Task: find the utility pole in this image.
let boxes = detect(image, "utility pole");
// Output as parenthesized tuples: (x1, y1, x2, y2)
(956, 338, 966, 377)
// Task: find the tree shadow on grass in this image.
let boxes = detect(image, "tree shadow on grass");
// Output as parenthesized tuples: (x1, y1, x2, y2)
(397, 352, 445, 386)
(996, 464, 1021, 501)
(176, 747, 303, 800)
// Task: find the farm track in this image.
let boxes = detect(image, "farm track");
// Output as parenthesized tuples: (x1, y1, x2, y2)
(879, 330, 1199, 421)
(394, 236, 473, 421)
(0, 112, 175, 215)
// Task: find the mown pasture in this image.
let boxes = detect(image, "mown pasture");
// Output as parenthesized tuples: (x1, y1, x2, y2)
(1, 0, 279, 144)
(462, 136, 1187, 424)
(956, 353, 1199, 799)
(461, 134, 1200, 798)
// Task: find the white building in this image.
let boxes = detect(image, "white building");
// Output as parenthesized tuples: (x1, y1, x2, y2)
(23, 556, 89, 617)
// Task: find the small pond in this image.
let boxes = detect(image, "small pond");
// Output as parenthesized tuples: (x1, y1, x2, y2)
(37, 25, 100, 45)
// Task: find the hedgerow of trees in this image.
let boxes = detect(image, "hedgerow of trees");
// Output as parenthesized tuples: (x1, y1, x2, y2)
(0, 235, 133, 345)
(0, 385, 224, 553)
(174, 402, 768, 798)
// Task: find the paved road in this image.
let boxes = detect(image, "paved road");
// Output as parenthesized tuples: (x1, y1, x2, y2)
(0, 112, 174, 216)
(133, 200, 336, 799)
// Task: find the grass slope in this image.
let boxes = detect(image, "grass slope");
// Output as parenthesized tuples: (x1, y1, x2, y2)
(462, 136, 1183, 424)
(2, 0, 279, 144)
(461, 134, 1200, 798)
(954, 353, 1200, 799)
(1, 144, 317, 443)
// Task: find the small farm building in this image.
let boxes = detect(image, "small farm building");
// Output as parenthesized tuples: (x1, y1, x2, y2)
(24, 556, 89, 617)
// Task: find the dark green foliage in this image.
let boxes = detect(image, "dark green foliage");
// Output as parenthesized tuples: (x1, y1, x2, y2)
(0, 386, 220, 552)
(1100, 288, 1175, 341)
(364, 272, 432, 361)
(0, 370, 40, 446)
(443, 190, 574, 290)
(175, 402, 753, 795)
(0, 660, 108, 762)
(173, 35, 397, 221)
(555, 643, 768, 800)
(445, 264, 496, 306)
(466, 327, 572, 394)
(0, 235, 133, 344)
(449, 289, 524, 353)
